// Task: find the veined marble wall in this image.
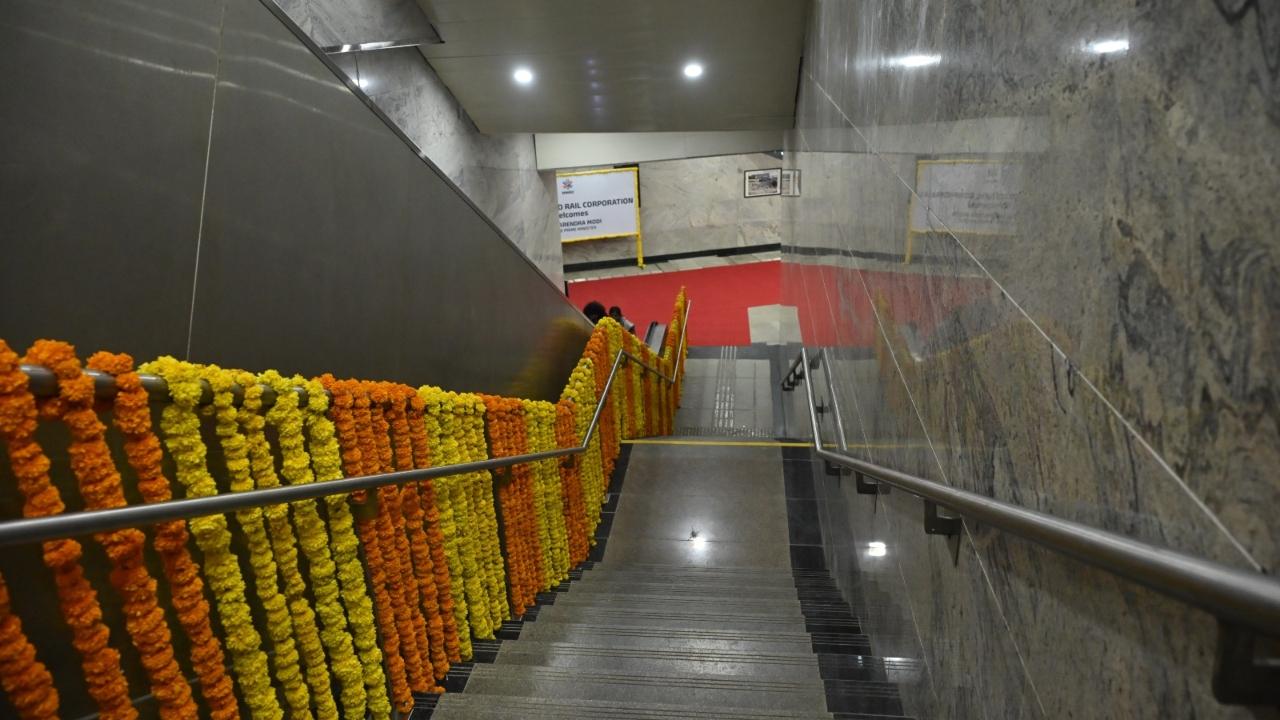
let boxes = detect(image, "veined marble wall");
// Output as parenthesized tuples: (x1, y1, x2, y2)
(782, 1, 1279, 719)
(277, 1, 564, 285)
(562, 153, 784, 265)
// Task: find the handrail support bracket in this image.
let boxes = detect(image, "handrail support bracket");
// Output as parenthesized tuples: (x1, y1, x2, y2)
(1213, 621, 1280, 705)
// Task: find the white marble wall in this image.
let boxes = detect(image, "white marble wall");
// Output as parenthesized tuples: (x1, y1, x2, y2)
(562, 153, 784, 266)
(277, 1, 563, 286)
(783, 0, 1279, 718)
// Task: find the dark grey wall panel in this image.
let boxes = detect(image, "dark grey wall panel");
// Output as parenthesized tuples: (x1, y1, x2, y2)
(0, 0, 588, 400)
(0, 0, 222, 360)
(189, 0, 588, 399)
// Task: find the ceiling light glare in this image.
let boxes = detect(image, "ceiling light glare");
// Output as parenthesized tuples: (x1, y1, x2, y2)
(683, 62, 704, 79)
(891, 54, 941, 68)
(513, 67, 534, 85)
(1086, 38, 1129, 54)
(868, 541, 887, 557)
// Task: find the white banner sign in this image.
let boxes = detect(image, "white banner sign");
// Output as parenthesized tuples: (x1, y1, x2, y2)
(557, 169, 640, 242)
(909, 160, 1020, 236)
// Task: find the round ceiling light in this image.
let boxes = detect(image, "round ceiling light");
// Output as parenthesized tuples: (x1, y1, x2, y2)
(513, 67, 534, 85)
(683, 62, 704, 79)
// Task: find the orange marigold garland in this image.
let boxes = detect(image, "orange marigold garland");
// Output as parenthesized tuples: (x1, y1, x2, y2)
(0, 340, 136, 720)
(382, 386, 447, 686)
(362, 383, 432, 688)
(88, 352, 240, 720)
(481, 396, 540, 615)
(0, 570, 58, 720)
(319, 376, 412, 715)
(554, 402, 590, 566)
(25, 341, 196, 720)
(419, 389, 474, 658)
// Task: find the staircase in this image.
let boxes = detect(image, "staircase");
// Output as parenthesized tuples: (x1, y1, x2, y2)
(418, 436, 917, 719)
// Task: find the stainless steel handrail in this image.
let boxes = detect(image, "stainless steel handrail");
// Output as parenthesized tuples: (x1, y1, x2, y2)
(788, 347, 1280, 635)
(0, 337, 680, 547)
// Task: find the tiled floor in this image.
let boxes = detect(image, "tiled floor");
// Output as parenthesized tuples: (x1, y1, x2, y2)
(675, 348, 774, 438)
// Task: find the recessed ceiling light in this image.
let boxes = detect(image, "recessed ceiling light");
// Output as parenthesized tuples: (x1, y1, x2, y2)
(513, 67, 534, 85)
(868, 541, 887, 557)
(1085, 38, 1129, 54)
(683, 62, 704, 79)
(890, 54, 941, 68)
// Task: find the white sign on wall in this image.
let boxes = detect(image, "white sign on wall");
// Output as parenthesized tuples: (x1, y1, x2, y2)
(557, 168, 640, 242)
(909, 160, 1020, 236)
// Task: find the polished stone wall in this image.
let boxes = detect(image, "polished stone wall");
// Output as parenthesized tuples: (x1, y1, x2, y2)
(278, 0, 564, 285)
(562, 153, 784, 266)
(781, 0, 1279, 718)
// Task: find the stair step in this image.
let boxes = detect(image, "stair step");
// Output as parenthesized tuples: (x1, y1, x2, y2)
(492, 640, 822, 680)
(430, 693, 836, 719)
(548, 593, 805, 617)
(515, 621, 816, 654)
(529, 603, 809, 632)
(566, 580, 803, 600)
(587, 565, 802, 587)
(457, 664, 830, 713)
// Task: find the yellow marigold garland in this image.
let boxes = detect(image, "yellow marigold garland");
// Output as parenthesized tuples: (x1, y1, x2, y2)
(140, 356, 282, 720)
(414, 389, 463, 661)
(201, 366, 310, 720)
(236, 375, 336, 720)
(420, 388, 474, 658)
(262, 371, 369, 719)
(522, 400, 569, 588)
(454, 394, 509, 625)
(308, 378, 393, 720)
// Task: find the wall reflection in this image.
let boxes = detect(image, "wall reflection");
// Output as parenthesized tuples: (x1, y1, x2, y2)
(784, 0, 1277, 717)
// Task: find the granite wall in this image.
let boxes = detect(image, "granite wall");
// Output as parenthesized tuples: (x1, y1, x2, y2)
(781, 0, 1279, 718)
(276, 0, 564, 285)
(562, 153, 785, 266)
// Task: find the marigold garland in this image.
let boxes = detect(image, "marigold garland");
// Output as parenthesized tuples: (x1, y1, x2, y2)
(554, 403, 590, 566)
(236, 375, 338, 720)
(201, 366, 311, 720)
(362, 382, 433, 688)
(0, 341, 135, 720)
(396, 389, 450, 683)
(27, 342, 195, 720)
(414, 388, 462, 661)
(522, 400, 569, 588)
(452, 394, 509, 626)
(0, 570, 58, 720)
(318, 376, 412, 715)
(90, 352, 241, 720)
(260, 370, 369, 720)
(304, 378, 392, 720)
(481, 395, 541, 615)
(139, 356, 282, 720)
(419, 388, 475, 658)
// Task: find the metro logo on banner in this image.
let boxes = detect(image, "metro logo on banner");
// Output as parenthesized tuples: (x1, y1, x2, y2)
(556, 167, 640, 242)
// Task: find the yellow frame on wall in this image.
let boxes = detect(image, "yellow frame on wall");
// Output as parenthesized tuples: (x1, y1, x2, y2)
(556, 166, 645, 267)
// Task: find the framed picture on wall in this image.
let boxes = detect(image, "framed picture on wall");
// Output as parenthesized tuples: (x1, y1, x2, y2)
(744, 168, 782, 198)
(780, 169, 801, 196)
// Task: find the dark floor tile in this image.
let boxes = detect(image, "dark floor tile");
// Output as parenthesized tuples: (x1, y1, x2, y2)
(787, 498, 823, 544)
(790, 544, 827, 570)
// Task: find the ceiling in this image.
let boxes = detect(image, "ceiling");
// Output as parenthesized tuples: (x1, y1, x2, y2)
(413, 0, 810, 134)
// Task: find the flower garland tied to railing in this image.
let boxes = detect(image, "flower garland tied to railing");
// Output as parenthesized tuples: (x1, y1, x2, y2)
(0, 288, 687, 718)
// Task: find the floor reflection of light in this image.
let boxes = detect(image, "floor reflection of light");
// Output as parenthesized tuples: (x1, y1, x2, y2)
(689, 529, 707, 550)
(868, 541, 887, 557)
